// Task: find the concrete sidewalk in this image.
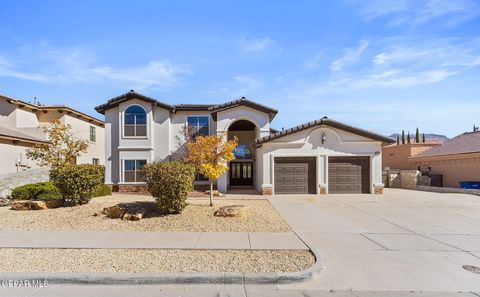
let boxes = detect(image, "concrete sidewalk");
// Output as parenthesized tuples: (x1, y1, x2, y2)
(0, 230, 308, 250)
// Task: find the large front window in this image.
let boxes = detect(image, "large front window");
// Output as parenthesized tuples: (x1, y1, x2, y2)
(124, 105, 147, 137)
(124, 160, 147, 182)
(187, 116, 209, 138)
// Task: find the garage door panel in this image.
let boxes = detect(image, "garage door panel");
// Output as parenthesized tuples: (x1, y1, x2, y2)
(274, 157, 316, 194)
(328, 157, 370, 194)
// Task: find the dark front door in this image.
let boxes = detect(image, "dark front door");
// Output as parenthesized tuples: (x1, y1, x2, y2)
(230, 162, 253, 186)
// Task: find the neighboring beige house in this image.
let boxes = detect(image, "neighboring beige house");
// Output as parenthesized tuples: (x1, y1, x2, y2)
(96, 91, 394, 194)
(382, 143, 440, 170)
(0, 94, 105, 175)
(409, 131, 480, 188)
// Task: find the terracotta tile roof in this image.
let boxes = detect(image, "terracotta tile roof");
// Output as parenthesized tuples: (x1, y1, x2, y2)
(0, 126, 47, 143)
(173, 104, 214, 111)
(95, 90, 174, 114)
(1, 94, 104, 126)
(208, 97, 278, 121)
(412, 131, 480, 158)
(255, 117, 394, 146)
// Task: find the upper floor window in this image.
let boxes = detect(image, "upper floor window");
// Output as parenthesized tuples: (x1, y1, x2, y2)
(187, 116, 209, 138)
(89, 126, 96, 142)
(92, 158, 100, 165)
(124, 105, 147, 137)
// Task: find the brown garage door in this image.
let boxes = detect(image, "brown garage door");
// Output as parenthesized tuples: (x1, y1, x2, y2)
(328, 157, 370, 194)
(274, 157, 316, 194)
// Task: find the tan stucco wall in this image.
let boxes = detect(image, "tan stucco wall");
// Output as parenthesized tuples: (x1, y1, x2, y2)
(410, 153, 480, 188)
(382, 143, 440, 170)
(0, 139, 40, 175)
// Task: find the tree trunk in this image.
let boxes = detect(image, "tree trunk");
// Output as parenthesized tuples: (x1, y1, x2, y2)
(209, 182, 214, 206)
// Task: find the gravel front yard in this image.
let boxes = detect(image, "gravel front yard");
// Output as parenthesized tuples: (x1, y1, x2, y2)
(0, 249, 314, 273)
(0, 194, 290, 232)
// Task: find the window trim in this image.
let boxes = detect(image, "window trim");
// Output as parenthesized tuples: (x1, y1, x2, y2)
(122, 159, 147, 184)
(92, 158, 100, 165)
(186, 115, 210, 139)
(122, 104, 148, 139)
(89, 126, 96, 143)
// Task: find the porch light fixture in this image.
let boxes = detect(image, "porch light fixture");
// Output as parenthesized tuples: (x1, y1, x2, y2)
(321, 133, 326, 144)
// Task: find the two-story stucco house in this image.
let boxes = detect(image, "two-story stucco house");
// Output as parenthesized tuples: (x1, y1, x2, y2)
(96, 90, 394, 195)
(0, 94, 105, 175)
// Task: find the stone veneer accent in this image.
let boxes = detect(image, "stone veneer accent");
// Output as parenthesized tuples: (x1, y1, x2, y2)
(117, 184, 149, 194)
(319, 185, 327, 195)
(261, 185, 273, 195)
(373, 185, 384, 194)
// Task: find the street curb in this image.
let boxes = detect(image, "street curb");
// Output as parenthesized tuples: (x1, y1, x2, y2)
(0, 248, 324, 285)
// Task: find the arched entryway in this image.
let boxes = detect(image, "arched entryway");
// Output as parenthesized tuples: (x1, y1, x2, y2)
(227, 120, 256, 188)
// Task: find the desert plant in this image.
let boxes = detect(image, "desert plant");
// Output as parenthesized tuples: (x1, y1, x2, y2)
(26, 120, 89, 168)
(10, 182, 62, 201)
(142, 162, 195, 214)
(186, 133, 238, 206)
(50, 164, 104, 205)
(92, 184, 112, 197)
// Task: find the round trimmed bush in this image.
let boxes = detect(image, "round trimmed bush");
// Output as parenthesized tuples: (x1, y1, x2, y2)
(10, 182, 62, 201)
(142, 162, 195, 214)
(50, 164, 104, 205)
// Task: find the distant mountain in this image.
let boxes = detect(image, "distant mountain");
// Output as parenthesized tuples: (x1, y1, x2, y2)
(389, 133, 449, 143)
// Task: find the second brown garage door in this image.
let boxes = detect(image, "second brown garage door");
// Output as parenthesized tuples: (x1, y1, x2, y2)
(328, 157, 370, 194)
(274, 157, 316, 194)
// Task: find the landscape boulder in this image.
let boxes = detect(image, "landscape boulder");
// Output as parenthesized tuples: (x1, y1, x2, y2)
(0, 198, 12, 207)
(214, 205, 249, 218)
(11, 201, 45, 210)
(101, 205, 127, 219)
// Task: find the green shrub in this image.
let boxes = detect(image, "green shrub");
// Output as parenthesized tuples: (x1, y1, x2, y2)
(92, 184, 112, 197)
(50, 164, 104, 205)
(142, 161, 195, 214)
(10, 182, 62, 201)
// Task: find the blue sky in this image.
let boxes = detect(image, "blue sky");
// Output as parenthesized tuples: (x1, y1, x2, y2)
(1, 0, 479, 137)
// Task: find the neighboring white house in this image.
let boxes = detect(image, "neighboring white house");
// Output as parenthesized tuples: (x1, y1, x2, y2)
(96, 90, 394, 194)
(0, 94, 105, 175)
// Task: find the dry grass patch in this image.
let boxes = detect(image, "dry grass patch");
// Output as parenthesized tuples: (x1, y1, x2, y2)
(0, 248, 314, 273)
(0, 194, 290, 232)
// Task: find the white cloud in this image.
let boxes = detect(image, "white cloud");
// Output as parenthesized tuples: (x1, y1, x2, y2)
(240, 36, 273, 53)
(330, 40, 369, 72)
(350, 0, 480, 27)
(0, 42, 189, 90)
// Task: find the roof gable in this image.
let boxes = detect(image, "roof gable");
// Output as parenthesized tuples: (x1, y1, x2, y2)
(208, 97, 278, 121)
(95, 91, 174, 114)
(255, 117, 394, 146)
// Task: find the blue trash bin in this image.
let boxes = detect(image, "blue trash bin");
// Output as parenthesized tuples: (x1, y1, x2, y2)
(459, 181, 480, 189)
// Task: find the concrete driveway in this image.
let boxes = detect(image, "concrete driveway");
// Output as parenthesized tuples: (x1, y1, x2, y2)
(268, 188, 480, 292)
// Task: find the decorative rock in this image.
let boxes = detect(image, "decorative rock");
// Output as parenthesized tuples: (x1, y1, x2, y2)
(0, 197, 12, 207)
(102, 206, 126, 219)
(11, 201, 48, 211)
(214, 205, 249, 218)
(44, 200, 63, 209)
(122, 212, 145, 221)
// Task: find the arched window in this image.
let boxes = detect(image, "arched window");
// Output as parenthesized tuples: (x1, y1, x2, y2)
(124, 105, 147, 137)
(233, 145, 252, 159)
